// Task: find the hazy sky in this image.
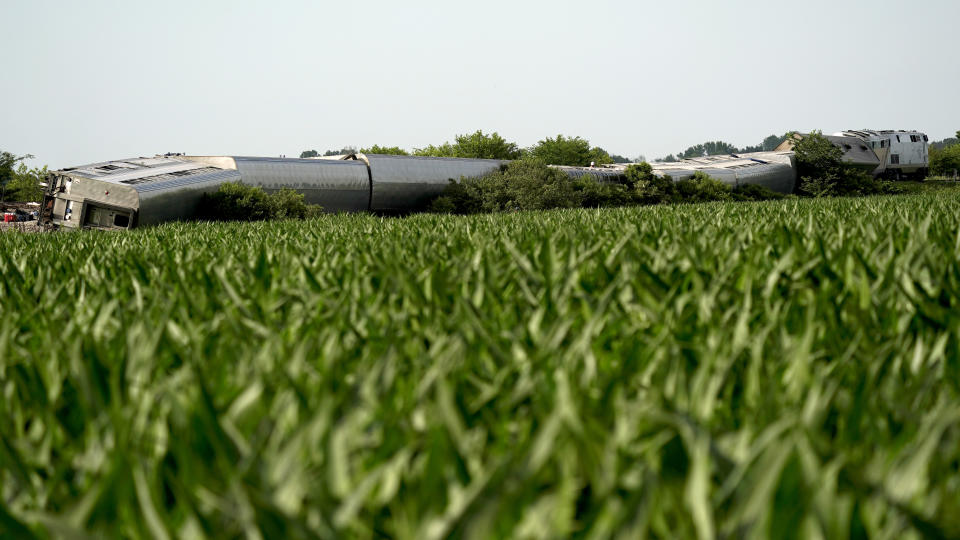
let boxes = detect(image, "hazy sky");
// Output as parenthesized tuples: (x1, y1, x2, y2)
(3, 0, 958, 169)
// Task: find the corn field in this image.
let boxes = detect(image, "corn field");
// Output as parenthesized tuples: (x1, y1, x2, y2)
(1, 193, 959, 538)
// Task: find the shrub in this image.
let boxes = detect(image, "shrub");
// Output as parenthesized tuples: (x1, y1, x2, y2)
(200, 182, 323, 221)
(674, 171, 732, 202)
(800, 174, 837, 198)
(574, 175, 632, 208)
(731, 183, 786, 201)
(930, 144, 960, 177)
(431, 159, 582, 214)
(4, 164, 47, 202)
(268, 188, 310, 219)
(431, 159, 745, 214)
(201, 182, 273, 221)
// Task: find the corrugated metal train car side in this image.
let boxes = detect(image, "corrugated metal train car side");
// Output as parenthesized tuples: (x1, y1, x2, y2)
(363, 155, 504, 212)
(232, 157, 371, 212)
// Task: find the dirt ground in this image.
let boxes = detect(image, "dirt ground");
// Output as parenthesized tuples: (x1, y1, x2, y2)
(0, 221, 42, 233)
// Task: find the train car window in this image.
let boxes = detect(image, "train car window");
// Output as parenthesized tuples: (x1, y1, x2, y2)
(891, 154, 900, 164)
(923, 135, 929, 142)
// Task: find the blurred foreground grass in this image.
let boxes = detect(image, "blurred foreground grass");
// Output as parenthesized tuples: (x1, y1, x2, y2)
(1, 193, 960, 538)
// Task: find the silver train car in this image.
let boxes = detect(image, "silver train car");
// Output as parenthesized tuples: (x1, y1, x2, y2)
(547, 152, 797, 194)
(42, 156, 243, 229)
(647, 151, 797, 193)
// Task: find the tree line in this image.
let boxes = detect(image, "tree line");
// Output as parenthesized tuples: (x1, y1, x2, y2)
(656, 133, 792, 162)
(299, 130, 792, 167)
(0, 151, 46, 203)
(929, 131, 960, 177)
(300, 131, 634, 167)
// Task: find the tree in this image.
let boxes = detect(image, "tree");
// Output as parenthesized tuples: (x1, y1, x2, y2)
(1, 151, 34, 202)
(679, 141, 739, 158)
(929, 136, 958, 151)
(609, 154, 632, 164)
(678, 144, 706, 159)
(588, 146, 612, 166)
(528, 135, 611, 166)
(414, 130, 521, 160)
(299, 150, 319, 158)
(360, 145, 409, 155)
(5, 164, 47, 202)
(323, 147, 356, 156)
(451, 130, 520, 160)
(703, 141, 739, 156)
(413, 142, 456, 157)
(930, 144, 960, 177)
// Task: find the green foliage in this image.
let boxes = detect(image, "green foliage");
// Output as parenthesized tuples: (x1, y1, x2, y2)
(666, 134, 790, 160)
(359, 145, 410, 156)
(199, 182, 321, 221)
(431, 159, 580, 213)
(731, 183, 787, 201)
(625, 165, 736, 205)
(800, 174, 837, 198)
(624, 161, 656, 185)
(325, 147, 357, 157)
(929, 144, 960, 176)
(574, 175, 632, 208)
(0, 150, 34, 202)
(928, 137, 958, 151)
(413, 142, 457, 157)
(528, 134, 611, 166)
(268, 187, 316, 219)
(452, 130, 521, 160)
(299, 148, 358, 158)
(3, 193, 960, 538)
(608, 154, 632, 164)
(679, 141, 738, 159)
(4, 163, 47, 202)
(674, 171, 732, 202)
(793, 131, 882, 196)
(740, 133, 792, 154)
(433, 160, 748, 214)
(415, 130, 521, 160)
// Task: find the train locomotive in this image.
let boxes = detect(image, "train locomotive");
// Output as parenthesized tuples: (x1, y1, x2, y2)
(834, 129, 929, 179)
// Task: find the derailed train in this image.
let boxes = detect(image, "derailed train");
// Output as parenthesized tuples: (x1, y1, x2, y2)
(41, 151, 797, 230)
